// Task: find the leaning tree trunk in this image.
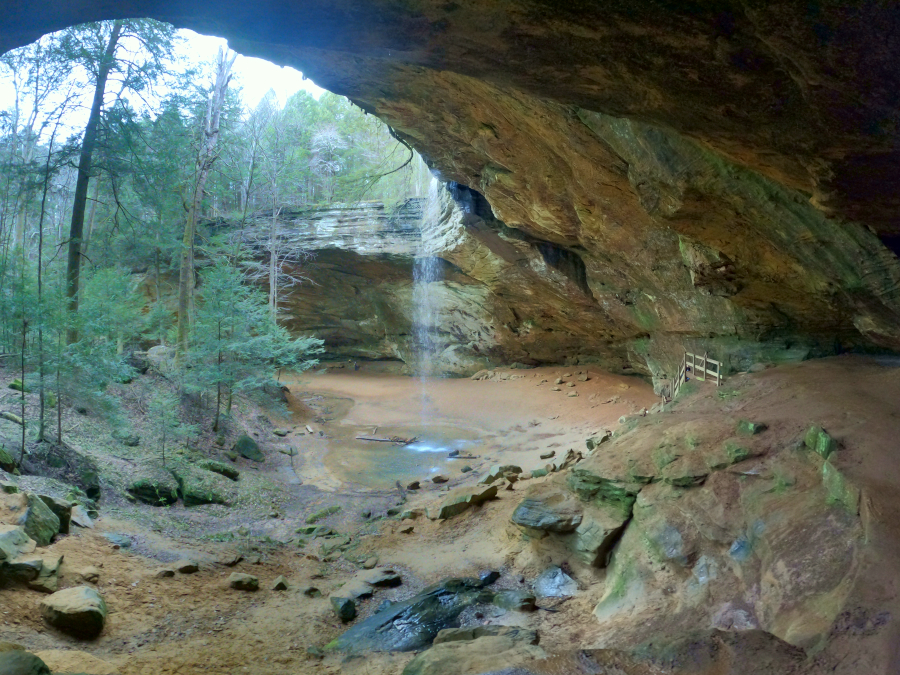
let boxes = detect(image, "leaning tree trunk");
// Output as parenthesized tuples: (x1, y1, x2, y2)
(175, 46, 236, 360)
(65, 20, 123, 344)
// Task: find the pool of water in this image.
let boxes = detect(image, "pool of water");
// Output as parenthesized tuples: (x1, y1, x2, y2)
(323, 424, 487, 489)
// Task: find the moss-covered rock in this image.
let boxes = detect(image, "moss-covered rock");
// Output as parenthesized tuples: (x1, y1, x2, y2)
(804, 426, 837, 459)
(566, 468, 640, 517)
(233, 435, 264, 462)
(198, 460, 239, 481)
(0, 445, 16, 473)
(40, 586, 107, 638)
(126, 474, 179, 506)
(737, 420, 767, 436)
(169, 463, 234, 507)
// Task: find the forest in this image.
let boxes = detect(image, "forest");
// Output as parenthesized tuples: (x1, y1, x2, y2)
(0, 20, 426, 453)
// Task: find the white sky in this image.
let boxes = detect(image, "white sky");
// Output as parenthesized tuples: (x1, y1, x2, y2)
(0, 27, 326, 133)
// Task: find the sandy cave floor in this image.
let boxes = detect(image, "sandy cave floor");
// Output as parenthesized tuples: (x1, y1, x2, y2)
(1, 357, 900, 674)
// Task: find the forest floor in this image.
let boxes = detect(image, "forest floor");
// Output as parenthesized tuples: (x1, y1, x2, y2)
(1, 356, 899, 674)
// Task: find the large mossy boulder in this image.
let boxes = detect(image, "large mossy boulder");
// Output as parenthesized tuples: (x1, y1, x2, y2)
(330, 578, 491, 653)
(233, 435, 264, 462)
(511, 485, 583, 536)
(17, 494, 60, 547)
(169, 463, 234, 507)
(127, 473, 179, 506)
(40, 586, 107, 639)
(21, 444, 100, 499)
(0, 525, 36, 566)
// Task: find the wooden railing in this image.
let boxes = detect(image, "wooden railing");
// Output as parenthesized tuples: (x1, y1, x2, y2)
(671, 350, 723, 399)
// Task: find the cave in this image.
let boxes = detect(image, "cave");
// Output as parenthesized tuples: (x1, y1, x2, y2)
(1, 3, 900, 674)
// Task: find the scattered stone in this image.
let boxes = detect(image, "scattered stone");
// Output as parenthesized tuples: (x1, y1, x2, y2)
(400, 524, 415, 534)
(1, 478, 18, 494)
(478, 570, 500, 586)
(18, 493, 60, 547)
(554, 378, 563, 384)
(228, 572, 259, 591)
(330, 596, 357, 622)
(551, 387, 561, 391)
(363, 557, 378, 569)
(127, 474, 179, 506)
(301, 586, 322, 597)
(29, 555, 62, 593)
(493, 589, 537, 611)
(585, 431, 611, 450)
(40, 586, 107, 639)
(69, 505, 93, 529)
(406, 481, 420, 490)
(448, 449, 460, 458)
(224, 450, 238, 462)
(567, 391, 578, 397)
(429, 484, 498, 520)
(431, 475, 449, 484)
(460, 465, 473, 473)
(198, 460, 240, 481)
(102, 533, 132, 549)
(80, 566, 100, 583)
(577, 373, 589, 382)
(737, 420, 768, 436)
(273, 428, 289, 437)
(170, 463, 234, 507)
(400, 509, 424, 520)
(0, 526, 37, 564)
(805, 426, 837, 459)
(531, 468, 549, 478)
(566, 382, 576, 388)
(154, 568, 175, 578)
(174, 560, 199, 574)
(533, 565, 579, 598)
(233, 435, 264, 462)
(479, 464, 522, 485)
(271, 575, 289, 591)
(539, 450, 555, 460)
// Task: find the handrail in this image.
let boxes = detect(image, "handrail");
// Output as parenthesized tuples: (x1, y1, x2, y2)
(670, 350, 722, 400)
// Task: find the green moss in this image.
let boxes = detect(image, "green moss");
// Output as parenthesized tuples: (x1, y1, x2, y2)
(822, 461, 859, 513)
(652, 444, 679, 471)
(804, 426, 837, 459)
(725, 441, 750, 464)
(737, 420, 767, 436)
(567, 469, 638, 517)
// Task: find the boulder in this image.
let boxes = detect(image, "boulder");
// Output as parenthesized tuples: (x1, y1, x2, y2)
(0, 445, 16, 472)
(271, 575, 289, 591)
(330, 578, 490, 653)
(1, 478, 17, 494)
(805, 426, 837, 459)
(169, 463, 234, 506)
(533, 566, 579, 598)
(17, 493, 60, 547)
(40, 586, 107, 639)
(154, 568, 175, 578)
(28, 554, 63, 593)
(330, 596, 357, 622)
(228, 572, 259, 591)
(233, 435, 264, 462)
(0, 650, 50, 675)
(0, 525, 35, 563)
(198, 460, 240, 481)
(479, 464, 522, 484)
(174, 559, 199, 574)
(38, 495, 72, 534)
(511, 486, 582, 536)
(431, 474, 449, 484)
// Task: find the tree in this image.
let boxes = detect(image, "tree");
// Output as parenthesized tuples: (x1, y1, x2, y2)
(176, 46, 237, 359)
(148, 391, 196, 467)
(189, 260, 322, 431)
(64, 19, 177, 343)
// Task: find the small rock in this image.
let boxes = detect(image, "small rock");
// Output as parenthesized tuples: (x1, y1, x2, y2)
(539, 450, 555, 460)
(737, 420, 767, 436)
(577, 374, 589, 382)
(492, 590, 538, 613)
(40, 586, 107, 638)
(154, 568, 175, 578)
(0, 479, 18, 494)
(228, 572, 259, 591)
(363, 557, 378, 569)
(400, 525, 415, 534)
(431, 475, 449, 484)
(330, 596, 357, 622)
(271, 575, 289, 591)
(174, 560, 199, 574)
(103, 534, 132, 549)
(554, 378, 563, 385)
(749, 363, 766, 373)
(460, 465, 473, 473)
(407, 481, 421, 490)
(448, 449, 460, 458)
(273, 429, 289, 437)
(233, 435, 264, 462)
(533, 566, 579, 598)
(301, 586, 322, 598)
(551, 387, 561, 392)
(79, 566, 100, 584)
(70, 505, 93, 529)
(530, 468, 549, 478)
(566, 382, 576, 388)
(478, 570, 500, 587)
(224, 450, 238, 462)
(567, 391, 578, 397)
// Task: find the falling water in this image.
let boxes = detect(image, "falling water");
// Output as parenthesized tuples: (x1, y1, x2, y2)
(412, 178, 446, 423)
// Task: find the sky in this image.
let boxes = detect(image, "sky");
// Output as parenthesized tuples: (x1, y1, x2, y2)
(0, 27, 326, 135)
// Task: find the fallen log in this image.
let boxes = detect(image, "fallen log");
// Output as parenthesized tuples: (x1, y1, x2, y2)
(355, 435, 418, 445)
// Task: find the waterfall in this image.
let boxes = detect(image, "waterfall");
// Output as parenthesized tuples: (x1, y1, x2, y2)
(412, 178, 446, 421)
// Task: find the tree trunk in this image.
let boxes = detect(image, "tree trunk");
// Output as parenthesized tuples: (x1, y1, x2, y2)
(175, 46, 236, 360)
(269, 186, 278, 323)
(65, 20, 123, 344)
(81, 177, 101, 259)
